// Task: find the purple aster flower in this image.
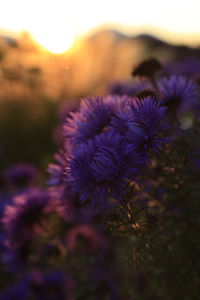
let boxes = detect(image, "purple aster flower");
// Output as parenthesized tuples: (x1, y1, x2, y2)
(3, 163, 38, 188)
(164, 58, 200, 79)
(126, 97, 170, 154)
(104, 94, 130, 112)
(63, 95, 130, 149)
(158, 76, 200, 116)
(2, 189, 50, 247)
(63, 96, 112, 147)
(110, 110, 132, 136)
(67, 132, 143, 207)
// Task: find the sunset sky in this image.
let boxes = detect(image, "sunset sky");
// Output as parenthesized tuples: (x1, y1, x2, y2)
(0, 0, 200, 53)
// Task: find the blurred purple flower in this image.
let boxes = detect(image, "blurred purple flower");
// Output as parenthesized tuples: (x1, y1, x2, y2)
(165, 58, 200, 78)
(108, 80, 150, 97)
(3, 163, 38, 188)
(158, 76, 200, 116)
(2, 189, 50, 247)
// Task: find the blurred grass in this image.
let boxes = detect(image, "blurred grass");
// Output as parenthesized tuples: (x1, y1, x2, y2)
(0, 96, 58, 171)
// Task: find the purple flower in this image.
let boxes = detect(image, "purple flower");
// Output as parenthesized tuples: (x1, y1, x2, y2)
(165, 58, 200, 78)
(63, 97, 112, 147)
(2, 189, 50, 247)
(67, 132, 143, 207)
(158, 76, 200, 116)
(126, 97, 169, 154)
(63, 96, 130, 149)
(108, 80, 150, 97)
(3, 163, 38, 188)
(110, 111, 131, 136)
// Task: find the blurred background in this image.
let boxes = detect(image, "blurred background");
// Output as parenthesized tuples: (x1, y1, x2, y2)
(0, 0, 200, 177)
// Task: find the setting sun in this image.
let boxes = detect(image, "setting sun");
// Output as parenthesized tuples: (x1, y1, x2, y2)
(30, 26, 76, 54)
(0, 0, 78, 53)
(23, 1, 78, 53)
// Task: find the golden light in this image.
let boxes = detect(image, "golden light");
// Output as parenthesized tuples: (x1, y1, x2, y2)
(24, 0, 78, 53)
(0, 0, 78, 54)
(0, 0, 200, 53)
(30, 26, 76, 54)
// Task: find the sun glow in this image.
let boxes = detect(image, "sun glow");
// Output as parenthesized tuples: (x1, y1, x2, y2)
(0, 0, 200, 54)
(30, 28, 76, 54)
(0, 0, 78, 54)
(25, 0, 78, 53)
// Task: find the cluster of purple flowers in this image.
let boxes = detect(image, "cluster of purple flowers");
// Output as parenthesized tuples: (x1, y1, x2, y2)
(49, 94, 170, 208)
(0, 57, 200, 299)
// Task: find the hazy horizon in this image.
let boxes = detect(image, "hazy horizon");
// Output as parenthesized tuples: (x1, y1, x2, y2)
(0, 0, 199, 53)
(0, 24, 200, 54)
